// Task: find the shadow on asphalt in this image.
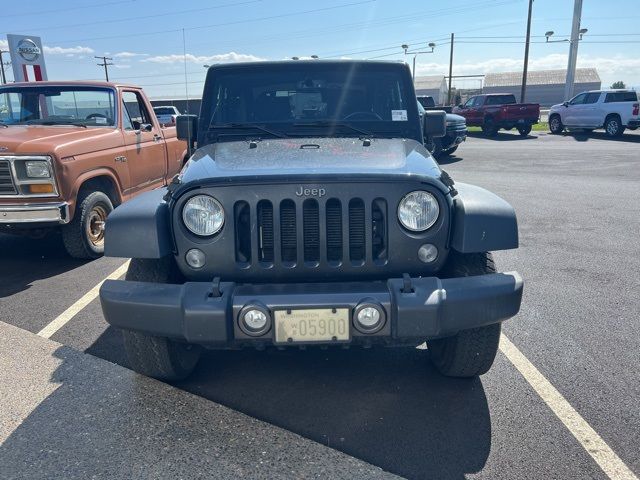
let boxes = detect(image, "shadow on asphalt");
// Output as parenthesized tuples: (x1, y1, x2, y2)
(85, 328, 492, 479)
(0, 233, 89, 298)
(466, 131, 538, 141)
(437, 154, 464, 165)
(562, 130, 640, 143)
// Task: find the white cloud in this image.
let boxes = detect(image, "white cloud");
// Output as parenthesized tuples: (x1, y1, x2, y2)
(43, 45, 94, 55)
(113, 64, 132, 69)
(143, 51, 265, 64)
(112, 51, 149, 58)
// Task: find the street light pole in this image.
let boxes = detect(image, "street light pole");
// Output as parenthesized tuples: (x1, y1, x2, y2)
(0, 50, 10, 85)
(564, 0, 583, 101)
(520, 0, 534, 103)
(447, 33, 454, 105)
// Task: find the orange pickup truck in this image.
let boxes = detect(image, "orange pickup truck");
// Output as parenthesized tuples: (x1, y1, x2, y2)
(0, 81, 188, 258)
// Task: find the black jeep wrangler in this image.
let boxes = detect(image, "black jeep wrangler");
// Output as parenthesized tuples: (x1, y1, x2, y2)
(99, 61, 522, 381)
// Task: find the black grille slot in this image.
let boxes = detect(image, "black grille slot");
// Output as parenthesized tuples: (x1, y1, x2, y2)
(234, 201, 251, 264)
(257, 200, 274, 263)
(349, 198, 366, 262)
(280, 199, 297, 264)
(326, 199, 342, 263)
(372, 199, 387, 262)
(0, 160, 17, 195)
(303, 199, 320, 263)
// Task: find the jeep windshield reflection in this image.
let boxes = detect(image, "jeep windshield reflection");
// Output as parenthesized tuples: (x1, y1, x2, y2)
(0, 86, 116, 127)
(202, 62, 421, 143)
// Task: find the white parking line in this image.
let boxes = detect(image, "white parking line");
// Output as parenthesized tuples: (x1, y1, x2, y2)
(500, 333, 638, 480)
(37, 260, 130, 339)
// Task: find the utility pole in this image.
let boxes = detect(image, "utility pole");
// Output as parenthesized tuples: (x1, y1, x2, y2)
(95, 56, 114, 81)
(564, 0, 583, 101)
(0, 50, 10, 84)
(447, 33, 454, 105)
(520, 0, 534, 103)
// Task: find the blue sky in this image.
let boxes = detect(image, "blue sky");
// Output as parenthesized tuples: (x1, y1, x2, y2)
(2, 0, 639, 98)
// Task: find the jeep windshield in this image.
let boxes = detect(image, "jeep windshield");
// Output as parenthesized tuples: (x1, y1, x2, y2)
(202, 61, 421, 142)
(0, 86, 116, 127)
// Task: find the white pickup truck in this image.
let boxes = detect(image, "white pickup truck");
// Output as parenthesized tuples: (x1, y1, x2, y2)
(548, 90, 640, 137)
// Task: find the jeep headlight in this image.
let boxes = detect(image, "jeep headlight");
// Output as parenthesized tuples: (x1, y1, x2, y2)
(25, 160, 51, 178)
(398, 191, 439, 231)
(182, 195, 224, 236)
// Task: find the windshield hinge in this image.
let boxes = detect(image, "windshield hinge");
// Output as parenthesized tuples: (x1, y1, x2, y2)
(439, 170, 458, 197)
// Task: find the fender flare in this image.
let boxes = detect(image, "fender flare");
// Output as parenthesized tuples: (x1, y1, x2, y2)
(104, 188, 172, 259)
(450, 182, 518, 253)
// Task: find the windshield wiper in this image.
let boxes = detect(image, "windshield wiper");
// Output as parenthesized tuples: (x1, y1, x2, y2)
(23, 120, 88, 128)
(292, 121, 373, 138)
(208, 123, 287, 138)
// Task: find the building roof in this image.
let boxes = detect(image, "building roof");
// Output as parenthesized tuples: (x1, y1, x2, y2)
(484, 68, 600, 87)
(414, 75, 446, 89)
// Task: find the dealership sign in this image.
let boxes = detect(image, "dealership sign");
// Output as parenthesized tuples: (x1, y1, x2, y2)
(6, 34, 48, 82)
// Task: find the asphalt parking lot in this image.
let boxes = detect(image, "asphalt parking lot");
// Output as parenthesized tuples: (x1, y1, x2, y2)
(1, 129, 639, 479)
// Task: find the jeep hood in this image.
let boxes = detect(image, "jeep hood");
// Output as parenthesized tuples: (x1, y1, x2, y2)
(179, 137, 443, 187)
(0, 125, 123, 158)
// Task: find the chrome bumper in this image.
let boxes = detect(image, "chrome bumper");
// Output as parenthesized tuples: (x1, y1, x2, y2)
(0, 202, 70, 224)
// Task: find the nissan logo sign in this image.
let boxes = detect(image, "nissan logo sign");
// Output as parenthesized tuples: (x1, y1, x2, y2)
(16, 38, 41, 62)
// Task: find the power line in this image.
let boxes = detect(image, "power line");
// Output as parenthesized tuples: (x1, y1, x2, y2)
(95, 56, 114, 81)
(1, 0, 136, 18)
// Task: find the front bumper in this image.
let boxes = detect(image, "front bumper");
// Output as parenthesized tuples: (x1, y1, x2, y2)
(100, 272, 523, 347)
(0, 202, 70, 225)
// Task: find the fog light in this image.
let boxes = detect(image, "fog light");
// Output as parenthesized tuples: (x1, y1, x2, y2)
(185, 248, 206, 268)
(418, 243, 438, 263)
(239, 305, 271, 336)
(354, 303, 386, 334)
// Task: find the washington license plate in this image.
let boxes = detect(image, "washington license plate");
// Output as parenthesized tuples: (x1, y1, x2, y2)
(274, 308, 350, 343)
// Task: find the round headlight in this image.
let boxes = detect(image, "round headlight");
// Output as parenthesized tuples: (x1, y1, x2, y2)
(398, 191, 439, 232)
(182, 195, 224, 236)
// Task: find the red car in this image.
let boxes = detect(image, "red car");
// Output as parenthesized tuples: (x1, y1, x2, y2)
(453, 93, 540, 136)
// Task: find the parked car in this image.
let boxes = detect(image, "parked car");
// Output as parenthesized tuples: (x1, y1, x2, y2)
(153, 105, 181, 126)
(453, 93, 540, 137)
(548, 90, 640, 137)
(99, 60, 523, 382)
(417, 95, 453, 113)
(0, 81, 188, 258)
(418, 101, 467, 158)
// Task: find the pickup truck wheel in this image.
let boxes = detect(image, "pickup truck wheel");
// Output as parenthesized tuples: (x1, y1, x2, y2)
(427, 252, 501, 377)
(442, 145, 458, 156)
(426, 137, 443, 158)
(517, 125, 532, 136)
(121, 258, 202, 381)
(481, 118, 498, 137)
(549, 115, 563, 134)
(62, 191, 113, 259)
(604, 115, 625, 137)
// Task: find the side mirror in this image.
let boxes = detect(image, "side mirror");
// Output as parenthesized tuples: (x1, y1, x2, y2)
(140, 123, 153, 132)
(176, 114, 198, 154)
(424, 110, 446, 139)
(563, 101, 569, 107)
(458, 104, 464, 109)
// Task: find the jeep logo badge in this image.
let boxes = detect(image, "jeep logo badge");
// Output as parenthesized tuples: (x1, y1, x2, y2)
(295, 186, 326, 197)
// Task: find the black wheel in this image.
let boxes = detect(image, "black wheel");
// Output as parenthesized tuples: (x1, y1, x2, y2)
(604, 115, 625, 137)
(62, 190, 113, 259)
(517, 125, 532, 136)
(628, 126, 638, 131)
(442, 145, 458, 156)
(121, 258, 202, 381)
(549, 114, 564, 134)
(426, 137, 444, 158)
(481, 117, 498, 137)
(427, 252, 501, 377)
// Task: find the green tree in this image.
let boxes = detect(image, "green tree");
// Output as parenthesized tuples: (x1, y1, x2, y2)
(611, 81, 626, 89)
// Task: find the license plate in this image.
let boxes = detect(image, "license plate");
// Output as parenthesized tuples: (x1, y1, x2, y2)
(274, 308, 350, 343)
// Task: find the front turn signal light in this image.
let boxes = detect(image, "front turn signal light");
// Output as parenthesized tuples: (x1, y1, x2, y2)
(27, 184, 55, 194)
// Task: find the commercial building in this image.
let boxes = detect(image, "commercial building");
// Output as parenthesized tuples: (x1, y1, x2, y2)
(483, 68, 601, 107)
(413, 75, 448, 105)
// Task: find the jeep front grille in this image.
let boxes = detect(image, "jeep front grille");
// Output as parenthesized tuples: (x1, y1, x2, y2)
(233, 197, 388, 269)
(0, 160, 17, 195)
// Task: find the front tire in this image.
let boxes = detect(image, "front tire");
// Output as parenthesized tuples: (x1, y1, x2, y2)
(62, 191, 113, 259)
(482, 117, 498, 137)
(549, 114, 564, 134)
(427, 252, 502, 377)
(121, 258, 202, 381)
